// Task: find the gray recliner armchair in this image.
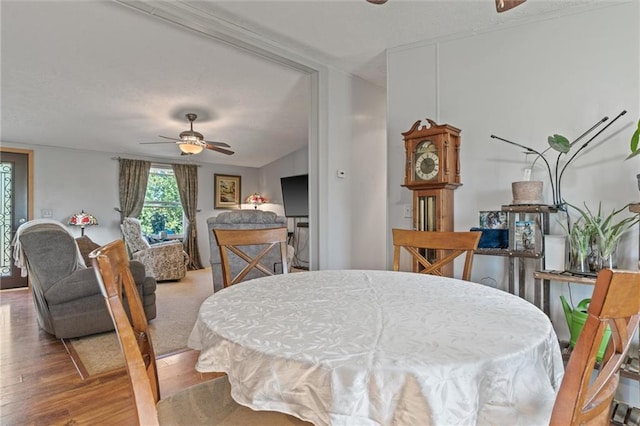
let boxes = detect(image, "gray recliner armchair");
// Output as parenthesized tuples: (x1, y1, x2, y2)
(208, 210, 294, 292)
(15, 221, 157, 339)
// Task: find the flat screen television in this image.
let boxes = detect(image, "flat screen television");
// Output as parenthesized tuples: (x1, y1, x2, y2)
(280, 174, 309, 218)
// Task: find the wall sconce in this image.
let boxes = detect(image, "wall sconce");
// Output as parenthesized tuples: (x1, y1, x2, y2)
(68, 210, 98, 236)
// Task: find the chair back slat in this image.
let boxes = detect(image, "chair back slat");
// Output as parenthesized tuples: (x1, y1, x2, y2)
(550, 269, 640, 425)
(90, 240, 161, 426)
(392, 229, 481, 281)
(213, 227, 289, 288)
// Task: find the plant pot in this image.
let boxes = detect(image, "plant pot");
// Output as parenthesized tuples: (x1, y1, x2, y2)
(511, 181, 544, 205)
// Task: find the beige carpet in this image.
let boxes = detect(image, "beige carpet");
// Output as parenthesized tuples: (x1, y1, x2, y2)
(66, 267, 214, 377)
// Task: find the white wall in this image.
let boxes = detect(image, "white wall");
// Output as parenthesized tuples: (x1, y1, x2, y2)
(323, 68, 387, 269)
(387, 2, 639, 404)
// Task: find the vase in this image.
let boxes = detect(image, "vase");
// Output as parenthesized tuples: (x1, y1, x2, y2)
(596, 237, 619, 271)
(569, 251, 590, 274)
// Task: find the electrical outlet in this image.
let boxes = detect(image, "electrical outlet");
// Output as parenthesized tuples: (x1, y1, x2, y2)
(403, 204, 412, 218)
(41, 209, 53, 218)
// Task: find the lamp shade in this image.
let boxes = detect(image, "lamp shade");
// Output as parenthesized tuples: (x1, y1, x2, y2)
(178, 142, 204, 154)
(68, 210, 98, 227)
(245, 193, 268, 209)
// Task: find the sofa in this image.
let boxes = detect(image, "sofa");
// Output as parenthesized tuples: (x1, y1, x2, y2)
(16, 221, 157, 339)
(208, 210, 293, 292)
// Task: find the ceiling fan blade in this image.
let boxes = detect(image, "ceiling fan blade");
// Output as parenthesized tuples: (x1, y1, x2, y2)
(158, 135, 181, 141)
(204, 140, 231, 148)
(140, 141, 176, 144)
(495, 0, 526, 12)
(206, 145, 235, 155)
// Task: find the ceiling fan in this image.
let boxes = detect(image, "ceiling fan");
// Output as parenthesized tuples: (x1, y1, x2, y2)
(365, 0, 527, 13)
(141, 113, 234, 156)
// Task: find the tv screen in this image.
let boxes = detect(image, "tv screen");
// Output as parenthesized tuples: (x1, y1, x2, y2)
(280, 174, 309, 218)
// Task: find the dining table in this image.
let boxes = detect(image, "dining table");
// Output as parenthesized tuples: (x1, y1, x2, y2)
(188, 269, 564, 426)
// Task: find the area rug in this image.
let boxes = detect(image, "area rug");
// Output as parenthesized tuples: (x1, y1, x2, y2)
(65, 267, 214, 377)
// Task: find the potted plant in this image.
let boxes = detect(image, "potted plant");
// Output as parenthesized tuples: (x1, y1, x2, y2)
(568, 201, 639, 270)
(560, 217, 593, 273)
(491, 110, 628, 207)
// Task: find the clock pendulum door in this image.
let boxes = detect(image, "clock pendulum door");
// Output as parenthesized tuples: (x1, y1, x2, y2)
(413, 188, 456, 276)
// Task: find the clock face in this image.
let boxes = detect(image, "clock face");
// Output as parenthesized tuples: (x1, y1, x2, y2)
(414, 142, 439, 181)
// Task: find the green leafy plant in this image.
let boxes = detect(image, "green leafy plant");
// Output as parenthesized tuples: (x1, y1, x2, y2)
(568, 201, 639, 267)
(491, 110, 628, 206)
(626, 119, 640, 160)
(559, 217, 592, 264)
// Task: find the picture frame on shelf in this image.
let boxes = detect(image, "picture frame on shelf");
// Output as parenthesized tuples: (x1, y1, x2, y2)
(214, 174, 241, 209)
(479, 211, 508, 229)
(515, 220, 536, 251)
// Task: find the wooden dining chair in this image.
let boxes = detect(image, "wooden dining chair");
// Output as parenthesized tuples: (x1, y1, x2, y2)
(213, 227, 289, 288)
(550, 269, 640, 426)
(392, 229, 482, 281)
(89, 239, 309, 426)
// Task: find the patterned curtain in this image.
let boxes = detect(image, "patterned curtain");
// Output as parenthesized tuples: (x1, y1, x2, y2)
(118, 159, 151, 223)
(172, 163, 203, 270)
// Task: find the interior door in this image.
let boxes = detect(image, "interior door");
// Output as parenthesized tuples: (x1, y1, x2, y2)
(0, 149, 32, 289)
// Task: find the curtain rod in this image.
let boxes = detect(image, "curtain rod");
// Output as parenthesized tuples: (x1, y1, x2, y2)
(111, 156, 201, 167)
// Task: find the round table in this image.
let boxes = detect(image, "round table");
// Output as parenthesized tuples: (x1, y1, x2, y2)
(188, 270, 564, 426)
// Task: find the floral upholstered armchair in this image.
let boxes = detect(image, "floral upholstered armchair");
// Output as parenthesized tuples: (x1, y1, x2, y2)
(120, 217, 189, 281)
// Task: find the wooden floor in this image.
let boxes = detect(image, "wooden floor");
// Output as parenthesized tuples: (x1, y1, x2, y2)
(0, 288, 222, 426)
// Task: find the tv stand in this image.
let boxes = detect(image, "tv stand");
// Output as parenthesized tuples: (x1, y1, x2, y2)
(291, 217, 309, 269)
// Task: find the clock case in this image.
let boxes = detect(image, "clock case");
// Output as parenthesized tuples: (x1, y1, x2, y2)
(401, 118, 463, 276)
(402, 118, 461, 189)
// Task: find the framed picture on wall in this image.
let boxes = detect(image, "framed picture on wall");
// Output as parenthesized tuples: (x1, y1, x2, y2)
(214, 174, 241, 209)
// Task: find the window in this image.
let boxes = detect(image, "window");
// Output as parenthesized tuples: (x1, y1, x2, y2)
(139, 166, 184, 237)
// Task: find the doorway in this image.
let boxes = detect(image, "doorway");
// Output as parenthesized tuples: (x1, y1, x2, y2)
(0, 148, 33, 289)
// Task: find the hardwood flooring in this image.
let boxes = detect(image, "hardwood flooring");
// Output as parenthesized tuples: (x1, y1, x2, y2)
(0, 288, 222, 425)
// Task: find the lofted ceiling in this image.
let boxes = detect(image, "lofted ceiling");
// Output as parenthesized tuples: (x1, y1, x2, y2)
(1, 0, 606, 167)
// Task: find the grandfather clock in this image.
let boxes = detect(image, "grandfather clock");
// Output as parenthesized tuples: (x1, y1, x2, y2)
(401, 118, 462, 275)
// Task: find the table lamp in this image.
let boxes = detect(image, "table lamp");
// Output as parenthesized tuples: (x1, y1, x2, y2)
(245, 193, 268, 209)
(68, 210, 98, 236)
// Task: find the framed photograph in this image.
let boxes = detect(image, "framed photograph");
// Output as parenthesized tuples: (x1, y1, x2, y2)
(479, 211, 508, 229)
(515, 220, 536, 251)
(214, 174, 241, 209)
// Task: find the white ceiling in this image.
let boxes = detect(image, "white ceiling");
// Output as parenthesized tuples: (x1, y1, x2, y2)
(1, 0, 605, 167)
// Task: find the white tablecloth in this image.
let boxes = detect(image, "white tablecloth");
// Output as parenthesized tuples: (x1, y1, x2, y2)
(188, 270, 564, 426)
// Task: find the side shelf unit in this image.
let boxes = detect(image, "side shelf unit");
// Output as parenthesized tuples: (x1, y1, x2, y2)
(476, 204, 557, 299)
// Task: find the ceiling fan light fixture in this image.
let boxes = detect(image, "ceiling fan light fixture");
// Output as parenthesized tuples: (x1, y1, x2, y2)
(178, 142, 204, 154)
